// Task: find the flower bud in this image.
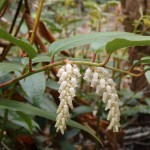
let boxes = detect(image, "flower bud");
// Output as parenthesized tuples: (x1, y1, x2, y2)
(60, 72, 68, 81)
(111, 93, 116, 101)
(103, 70, 111, 78)
(106, 85, 112, 95)
(64, 104, 69, 114)
(61, 118, 66, 127)
(105, 99, 112, 110)
(59, 90, 67, 99)
(108, 117, 115, 130)
(110, 107, 115, 117)
(69, 87, 75, 97)
(113, 125, 118, 132)
(71, 78, 77, 87)
(83, 68, 92, 81)
(66, 64, 72, 72)
(59, 125, 64, 134)
(59, 81, 67, 90)
(73, 68, 81, 77)
(56, 112, 63, 121)
(102, 92, 108, 103)
(91, 80, 98, 88)
(67, 96, 73, 109)
(107, 78, 115, 86)
(114, 114, 119, 122)
(57, 68, 65, 77)
(100, 78, 106, 88)
(96, 67, 104, 73)
(96, 85, 101, 93)
(93, 72, 99, 81)
(114, 94, 119, 101)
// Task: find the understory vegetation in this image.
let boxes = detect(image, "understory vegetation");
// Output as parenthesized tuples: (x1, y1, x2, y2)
(0, 0, 150, 150)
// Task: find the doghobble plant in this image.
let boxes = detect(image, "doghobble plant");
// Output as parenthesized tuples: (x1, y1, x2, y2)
(0, 27, 150, 144)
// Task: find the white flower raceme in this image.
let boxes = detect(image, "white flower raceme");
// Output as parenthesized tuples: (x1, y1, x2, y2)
(83, 67, 120, 132)
(55, 63, 81, 134)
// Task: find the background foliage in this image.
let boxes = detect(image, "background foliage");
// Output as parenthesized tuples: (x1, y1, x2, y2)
(0, 0, 150, 150)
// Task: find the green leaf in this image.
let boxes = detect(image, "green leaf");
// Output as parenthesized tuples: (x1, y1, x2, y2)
(0, 0, 6, 14)
(104, 36, 150, 53)
(46, 79, 59, 90)
(19, 72, 46, 106)
(72, 106, 93, 118)
(49, 32, 150, 56)
(17, 112, 33, 132)
(132, 57, 150, 83)
(59, 140, 75, 150)
(21, 55, 51, 66)
(144, 65, 150, 84)
(64, 128, 80, 139)
(40, 94, 57, 113)
(0, 110, 39, 131)
(145, 98, 150, 106)
(132, 56, 150, 67)
(0, 63, 23, 77)
(0, 100, 102, 145)
(49, 32, 121, 56)
(0, 28, 37, 58)
(62, 18, 82, 28)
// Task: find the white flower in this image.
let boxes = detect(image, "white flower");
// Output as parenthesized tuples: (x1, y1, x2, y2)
(73, 68, 81, 77)
(55, 63, 81, 134)
(83, 68, 92, 81)
(83, 67, 120, 132)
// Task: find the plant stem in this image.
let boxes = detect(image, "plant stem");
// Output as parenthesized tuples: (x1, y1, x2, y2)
(29, 0, 44, 72)
(0, 0, 9, 18)
(0, 11, 25, 62)
(91, 53, 97, 63)
(0, 0, 23, 60)
(95, 100, 102, 150)
(0, 83, 16, 139)
(0, 110, 8, 139)
(0, 59, 144, 89)
(29, 0, 44, 44)
(9, 0, 23, 33)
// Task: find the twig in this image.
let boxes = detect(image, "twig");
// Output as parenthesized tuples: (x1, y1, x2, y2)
(0, 12, 25, 61)
(0, 0, 9, 18)
(0, 83, 17, 139)
(91, 52, 97, 63)
(0, 0, 24, 61)
(28, 0, 44, 72)
(100, 53, 111, 66)
(29, 0, 44, 44)
(0, 59, 144, 89)
(1, 141, 10, 150)
(95, 101, 102, 150)
(0, 110, 8, 139)
(50, 56, 55, 64)
(0, 60, 64, 88)
(9, 0, 23, 33)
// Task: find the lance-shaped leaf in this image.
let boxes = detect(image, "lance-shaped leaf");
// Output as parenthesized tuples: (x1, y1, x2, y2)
(0, 28, 37, 58)
(132, 56, 150, 67)
(49, 32, 150, 56)
(0, 100, 102, 145)
(0, 62, 23, 77)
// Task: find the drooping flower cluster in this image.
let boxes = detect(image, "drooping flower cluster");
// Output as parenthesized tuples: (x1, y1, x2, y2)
(55, 63, 81, 134)
(83, 67, 120, 132)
